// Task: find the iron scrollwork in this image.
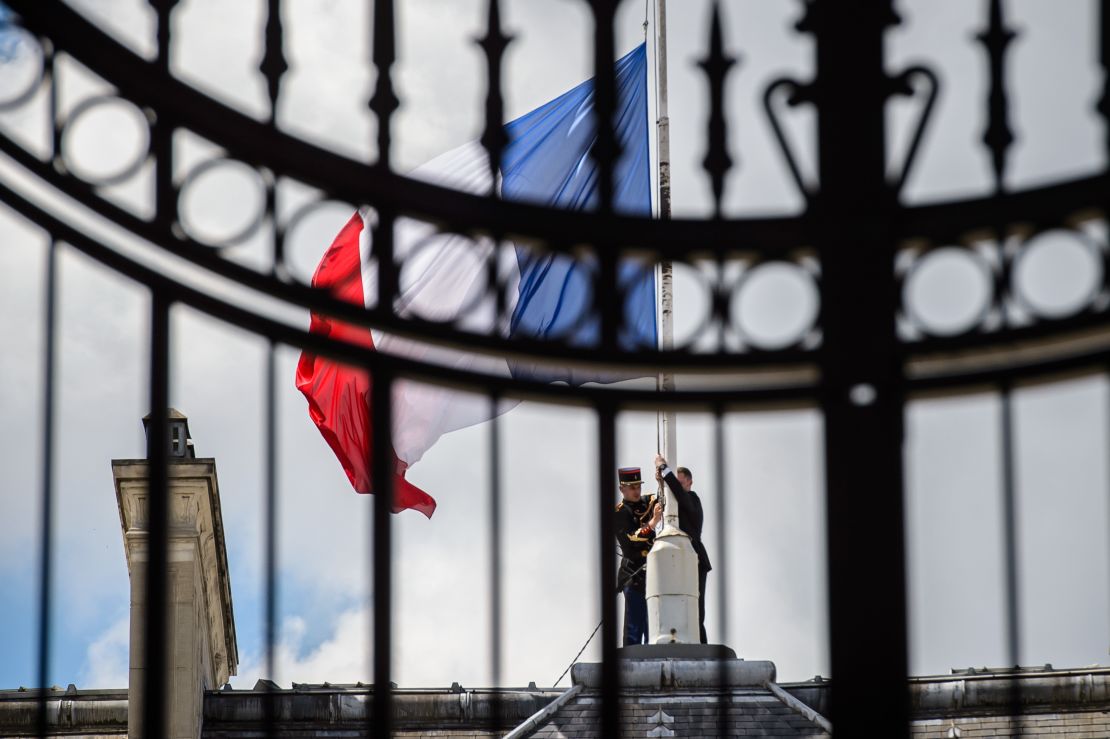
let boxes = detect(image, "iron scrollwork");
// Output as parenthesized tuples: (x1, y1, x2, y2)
(0, 0, 1107, 398)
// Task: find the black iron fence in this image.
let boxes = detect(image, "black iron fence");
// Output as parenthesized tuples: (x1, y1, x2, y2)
(3, 0, 1109, 736)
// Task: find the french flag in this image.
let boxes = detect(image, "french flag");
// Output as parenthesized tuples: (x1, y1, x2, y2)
(296, 44, 656, 517)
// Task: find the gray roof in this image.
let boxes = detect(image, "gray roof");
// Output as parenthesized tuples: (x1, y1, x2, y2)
(4, 665, 1109, 737)
(512, 653, 828, 738)
(526, 688, 828, 738)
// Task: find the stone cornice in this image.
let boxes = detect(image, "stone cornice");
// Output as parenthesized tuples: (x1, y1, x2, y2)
(112, 458, 238, 687)
(782, 666, 1110, 719)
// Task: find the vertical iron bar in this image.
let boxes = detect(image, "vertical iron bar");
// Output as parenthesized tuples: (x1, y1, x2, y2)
(1099, 8, 1110, 723)
(369, 0, 400, 314)
(370, 0, 399, 171)
(713, 406, 729, 739)
(47, 38, 59, 169)
(589, 0, 618, 214)
(589, 1, 619, 349)
(150, 1, 177, 232)
(260, 0, 288, 127)
(260, 0, 285, 711)
(488, 396, 503, 732)
(263, 343, 279, 736)
(143, 294, 171, 739)
(596, 404, 619, 739)
(367, 3, 401, 707)
(978, 3, 1020, 728)
(267, 180, 284, 281)
(1099, 0, 1110, 155)
(260, 0, 284, 718)
(476, 2, 511, 358)
(150, 0, 176, 74)
(977, 0, 1017, 194)
(1102, 0, 1110, 688)
(260, 0, 287, 275)
(151, 120, 174, 233)
(697, 1, 736, 220)
(810, 0, 910, 735)
(695, 0, 737, 350)
(260, 0, 286, 719)
(259, 0, 285, 720)
(372, 208, 397, 316)
(477, 0, 512, 191)
(35, 238, 58, 739)
(999, 382, 1023, 734)
(370, 366, 394, 739)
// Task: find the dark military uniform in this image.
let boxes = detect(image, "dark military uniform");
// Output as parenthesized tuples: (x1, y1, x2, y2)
(614, 494, 657, 589)
(614, 492, 656, 646)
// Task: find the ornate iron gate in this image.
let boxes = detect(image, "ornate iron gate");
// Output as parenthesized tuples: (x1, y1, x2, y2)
(4, 0, 1109, 736)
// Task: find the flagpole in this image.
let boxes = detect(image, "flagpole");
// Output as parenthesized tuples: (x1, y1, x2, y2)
(644, 0, 699, 646)
(655, 0, 679, 530)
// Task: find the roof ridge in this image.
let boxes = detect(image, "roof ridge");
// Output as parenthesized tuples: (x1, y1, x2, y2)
(768, 681, 832, 735)
(502, 683, 582, 739)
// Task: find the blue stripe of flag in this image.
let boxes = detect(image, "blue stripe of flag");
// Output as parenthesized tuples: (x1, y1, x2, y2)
(501, 43, 657, 383)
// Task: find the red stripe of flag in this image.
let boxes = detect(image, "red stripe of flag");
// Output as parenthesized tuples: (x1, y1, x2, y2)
(295, 212, 437, 518)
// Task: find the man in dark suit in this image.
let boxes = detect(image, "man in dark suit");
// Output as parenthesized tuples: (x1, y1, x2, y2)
(655, 454, 712, 644)
(614, 466, 662, 645)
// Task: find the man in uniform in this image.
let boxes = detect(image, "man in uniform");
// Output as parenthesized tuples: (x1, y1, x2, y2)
(655, 454, 712, 644)
(614, 466, 662, 646)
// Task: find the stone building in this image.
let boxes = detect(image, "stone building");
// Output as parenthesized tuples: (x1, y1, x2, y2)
(1, 413, 1107, 738)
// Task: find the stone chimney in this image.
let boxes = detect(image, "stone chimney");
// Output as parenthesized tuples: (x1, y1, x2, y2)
(113, 410, 237, 739)
(142, 408, 196, 460)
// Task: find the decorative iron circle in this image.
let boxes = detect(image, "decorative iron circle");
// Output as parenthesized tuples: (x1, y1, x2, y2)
(902, 246, 994, 337)
(282, 198, 359, 285)
(58, 95, 152, 186)
(0, 23, 44, 111)
(614, 257, 654, 351)
(178, 157, 268, 248)
(499, 245, 601, 345)
(1011, 228, 1104, 320)
(396, 225, 499, 326)
(730, 260, 819, 350)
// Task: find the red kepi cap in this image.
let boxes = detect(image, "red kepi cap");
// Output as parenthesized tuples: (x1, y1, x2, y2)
(618, 467, 644, 485)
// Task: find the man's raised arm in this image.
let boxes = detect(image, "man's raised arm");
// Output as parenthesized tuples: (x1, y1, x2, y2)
(655, 453, 683, 497)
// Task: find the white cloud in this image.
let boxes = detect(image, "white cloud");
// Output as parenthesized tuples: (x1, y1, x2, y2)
(84, 607, 375, 692)
(234, 609, 370, 688)
(80, 615, 130, 689)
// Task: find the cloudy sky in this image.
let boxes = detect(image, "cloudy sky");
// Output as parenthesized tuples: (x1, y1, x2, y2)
(0, 0, 1107, 693)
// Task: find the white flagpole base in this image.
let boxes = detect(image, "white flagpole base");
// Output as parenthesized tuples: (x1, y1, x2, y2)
(645, 527, 700, 645)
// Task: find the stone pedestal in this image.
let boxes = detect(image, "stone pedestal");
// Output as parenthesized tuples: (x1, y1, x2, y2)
(571, 657, 776, 688)
(113, 457, 237, 739)
(619, 643, 737, 660)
